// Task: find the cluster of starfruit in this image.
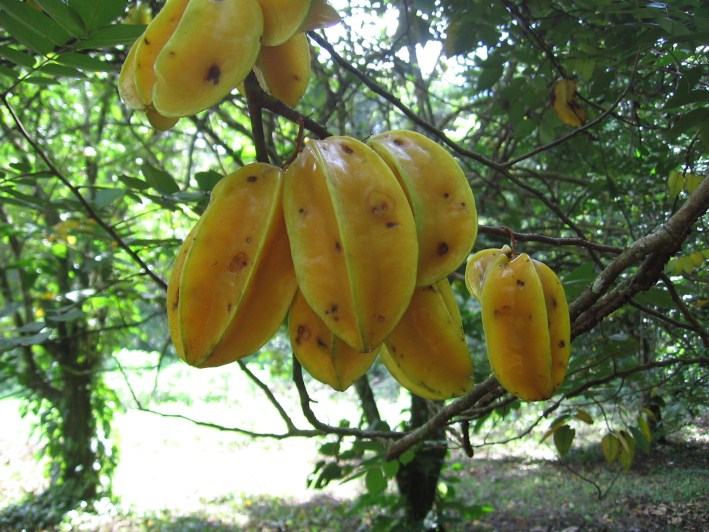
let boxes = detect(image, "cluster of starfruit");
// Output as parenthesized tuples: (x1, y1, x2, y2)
(167, 130, 480, 400)
(464, 246, 572, 401)
(118, 0, 340, 130)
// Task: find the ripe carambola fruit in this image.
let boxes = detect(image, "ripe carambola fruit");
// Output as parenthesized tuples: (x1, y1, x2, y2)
(380, 278, 474, 400)
(283, 136, 418, 353)
(464, 245, 511, 301)
(167, 163, 297, 367)
(133, 0, 190, 108)
(551, 79, 586, 127)
(256, 32, 311, 108)
(289, 290, 378, 391)
(476, 250, 571, 401)
(257, 0, 312, 46)
(152, 0, 264, 118)
(367, 130, 478, 286)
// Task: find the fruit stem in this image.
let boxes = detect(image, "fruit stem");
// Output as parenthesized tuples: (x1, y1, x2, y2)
(500, 225, 517, 256)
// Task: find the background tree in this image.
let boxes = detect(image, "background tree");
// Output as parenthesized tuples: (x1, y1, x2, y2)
(0, 0, 707, 529)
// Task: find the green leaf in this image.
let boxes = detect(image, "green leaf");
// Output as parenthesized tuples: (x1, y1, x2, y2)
(76, 23, 144, 49)
(68, 0, 127, 31)
(117, 174, 149, 191)
(364, 467, 387, 495)
(574, 409, 594, 424)
(18, 329, 52, 345)
(194, 170, 223, 192)
(141, 163, 180, 195)
(0, 45, 36, 68)
(553, 424, 575, 458)
(92, 188, 125, 210)
(55, 51, 115, 73)
(34, 0, 86, 38)
(0, 0, 72, 45)
(667, 170, 684, 197)
(399, 449, 416, 465)
(617, 431, 636, 470)
(601, 433, 620, 464)
(37, 62, 84, 78)
(381, 460, 400, 478)
(0, 10, 54, 55)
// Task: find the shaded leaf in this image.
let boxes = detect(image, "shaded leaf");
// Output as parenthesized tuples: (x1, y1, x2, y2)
(601, 432, 620, 464)
(553, 424, 575, 458)
(141, 163, 180, 195)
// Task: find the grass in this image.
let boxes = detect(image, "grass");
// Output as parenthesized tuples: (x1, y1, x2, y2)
(1, 351, 708, 530)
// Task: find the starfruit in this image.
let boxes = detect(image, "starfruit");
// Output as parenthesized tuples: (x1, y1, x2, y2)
(289, 290, 378, 391)
(152, 0, 264, 118)
(367, 130, 478, 286)
(283, 136, 418, 353)
(381, 278, 474, 400)
(551, 79, 586, 127)
(257, 0, 340, 46)
(256, 32, 311, 108)
(474, 249, 571, 401)
(167, 163, 297, 367)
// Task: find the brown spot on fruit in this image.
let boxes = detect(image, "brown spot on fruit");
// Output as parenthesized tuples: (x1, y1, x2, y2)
(299, 208, 307, 215)
(293, 74, 301, 81)
(517, 279, 525, 288)
(438, 242, 449, 256)
(228, 252, 249, 273)
(340, 143, 354, 154)
(246, 237, 252, 244)
(559, 340, 566, 348)
(443, 192, 450, 199)
(316, 337, 327, 349)
(550, 297, 558, 308)
(144, 37, 151, 45)
(247, 175, 257, 182)
(393, 138, 405, 146)
(295, 324, 310, 345)
(386, 222, 399, 228)
(206, 65, 221, 85)
(335, 241, 341, 252)
(172, 289, 179, 310)
(377, 315, 386, 323)
(371, 201, 389, 214)
(227, 302, 232, 312)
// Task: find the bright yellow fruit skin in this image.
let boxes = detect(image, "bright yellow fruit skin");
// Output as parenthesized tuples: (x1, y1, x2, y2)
(134, 0, 190, 107)
(256, 32, 311, 108)
(283, 136, 418, 353)
(552, 79, 586, 126)
(168, 163, 297, 367)
(382, 278, 474, 400)
(257, 0, 312, 46)
(289, 290, 378, 391)
(368, 130, 478, 286)
(152, 0, 263, 117)
(532, 259, 571, 390)
(464, 245, 512, 301)
(480, 252, 570, 401)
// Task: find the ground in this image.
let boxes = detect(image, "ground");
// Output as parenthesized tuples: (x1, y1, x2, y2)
(1, 362, 708, 531)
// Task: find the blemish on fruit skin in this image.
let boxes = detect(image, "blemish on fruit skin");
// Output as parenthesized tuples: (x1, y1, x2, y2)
(295, 324, 310, 345)
(316, 337, 328, 349)
(340, 143, 354, 154)
(393, 138, 405, 146)
(438, 242, 449, 256)
(335, 241, 342, 252)
(172, 289, 179, 310)
(299, 208, 307, 215)
(377, 315, 386, 323)
(226, 302, 232, 312)
(386, 222, 399, 229)
(559, 340, 566, 348)
(144, 37, 151, 45)
(228, 252, 249, 273)
(443, 192, 450, 199)
(517, 279, 525, 288)
(206, 65, 221, 85)
(247, 175, 258, 182)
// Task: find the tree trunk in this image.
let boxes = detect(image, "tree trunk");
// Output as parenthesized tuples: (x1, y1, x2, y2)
(395, 394, 447, 529)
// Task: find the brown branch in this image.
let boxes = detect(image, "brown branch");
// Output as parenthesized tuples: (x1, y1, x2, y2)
(479, 225, 623, 254)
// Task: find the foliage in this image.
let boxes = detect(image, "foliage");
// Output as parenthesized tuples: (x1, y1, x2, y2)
(0, 0, 708, 528)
